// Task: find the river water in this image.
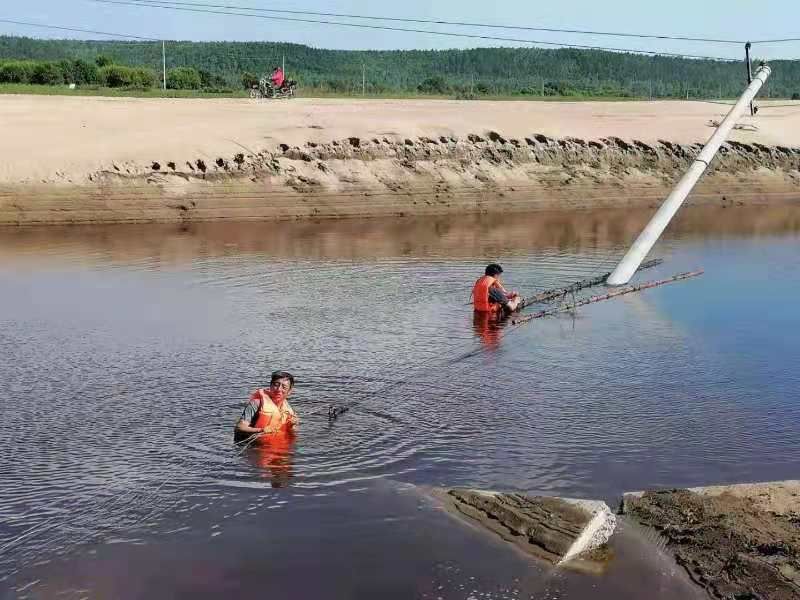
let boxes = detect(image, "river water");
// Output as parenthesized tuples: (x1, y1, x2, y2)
(1, 207, 799, 599)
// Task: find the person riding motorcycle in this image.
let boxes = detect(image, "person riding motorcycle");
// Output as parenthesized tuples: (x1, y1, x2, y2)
(270, 66, 285, 91)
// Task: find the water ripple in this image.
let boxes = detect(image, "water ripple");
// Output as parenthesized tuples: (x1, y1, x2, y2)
(2, 218, 799, 581)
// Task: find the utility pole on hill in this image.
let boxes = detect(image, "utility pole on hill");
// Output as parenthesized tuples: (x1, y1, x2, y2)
(162, 41, 166, 91)
(745, 42, 754, 115)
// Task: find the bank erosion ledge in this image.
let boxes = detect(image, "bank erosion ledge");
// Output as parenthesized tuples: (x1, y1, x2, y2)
(1, 96, 798, 225)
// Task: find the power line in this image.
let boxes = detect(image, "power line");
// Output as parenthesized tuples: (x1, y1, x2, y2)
(755, 103, 800, 109)
(89, 0, 737, 61)
(123, 0, 747, 45)
(0, 18, 157, 41)
(0, 30, 740, 80)
(751, 38, 800, 44)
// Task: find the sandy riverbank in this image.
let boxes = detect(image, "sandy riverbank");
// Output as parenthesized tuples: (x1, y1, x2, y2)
(624, 481, 800, 599)
(1, 96, 799, 224)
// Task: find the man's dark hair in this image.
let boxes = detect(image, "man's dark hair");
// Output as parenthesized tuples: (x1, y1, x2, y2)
(271, 371, 295, 387)
(485, 263, 504, 276)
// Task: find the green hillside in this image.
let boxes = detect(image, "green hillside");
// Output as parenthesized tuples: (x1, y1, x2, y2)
(1, 35, 798, 98)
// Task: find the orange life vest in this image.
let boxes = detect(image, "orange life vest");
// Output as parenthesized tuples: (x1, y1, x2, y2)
(251, 389, 296, 433)
(472, 275, 501, 313)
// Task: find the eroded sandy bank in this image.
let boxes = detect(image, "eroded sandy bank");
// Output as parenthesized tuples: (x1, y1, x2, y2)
(624, 481, 800, 599)
(1, 96, 798, 224)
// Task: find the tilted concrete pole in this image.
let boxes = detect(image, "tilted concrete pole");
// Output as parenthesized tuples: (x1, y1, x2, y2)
(606, 64, 771, 286)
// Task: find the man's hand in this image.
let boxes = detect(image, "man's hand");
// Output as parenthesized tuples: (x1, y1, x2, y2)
(261, 426, 278, 434)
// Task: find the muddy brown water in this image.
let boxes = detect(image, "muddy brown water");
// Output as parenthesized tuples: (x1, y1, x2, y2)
(1, 206, 799, 599)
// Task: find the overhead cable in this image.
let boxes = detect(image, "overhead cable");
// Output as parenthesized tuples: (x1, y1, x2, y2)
(0, 17, 157, 40)
(751, 38, 800, 44)
(124, 0, 747, 45)
(89, 0, 737, 61)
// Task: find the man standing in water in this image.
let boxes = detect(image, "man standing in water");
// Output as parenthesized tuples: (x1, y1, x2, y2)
(472, 263, 521, 315)
(235, 371, 299, 441)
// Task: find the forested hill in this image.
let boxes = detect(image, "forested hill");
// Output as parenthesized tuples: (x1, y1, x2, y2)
(1, 35, 799, 98)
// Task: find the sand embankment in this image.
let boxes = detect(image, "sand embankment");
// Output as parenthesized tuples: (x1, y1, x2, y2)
(623, 481, 800, 599)
(1, 96, 799, 224)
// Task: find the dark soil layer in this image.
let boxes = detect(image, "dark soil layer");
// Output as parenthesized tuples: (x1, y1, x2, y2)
(625, 490, 800, 599)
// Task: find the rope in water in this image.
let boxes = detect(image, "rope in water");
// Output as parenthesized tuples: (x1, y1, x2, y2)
(0, 258, 678, 569)
(238, 258, 656, 446)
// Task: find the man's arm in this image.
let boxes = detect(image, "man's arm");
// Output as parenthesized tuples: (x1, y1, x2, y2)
(236, 419, 271, 435)
(235, 400, 274, 435)
(495, 282, 518, 298)
(488, 286, 510, 306)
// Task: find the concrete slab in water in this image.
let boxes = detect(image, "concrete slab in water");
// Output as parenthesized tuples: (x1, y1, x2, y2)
(438, 488, 617, 566)
(621, 480, 800, 599)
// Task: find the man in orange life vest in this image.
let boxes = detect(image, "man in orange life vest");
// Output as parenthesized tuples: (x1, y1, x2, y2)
(472, 263, 521, 315)
(235, 370, 299, 440)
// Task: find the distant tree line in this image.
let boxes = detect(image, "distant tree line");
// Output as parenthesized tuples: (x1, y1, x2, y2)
(1, 35, 799, 98)
(0, 53, 230, 90)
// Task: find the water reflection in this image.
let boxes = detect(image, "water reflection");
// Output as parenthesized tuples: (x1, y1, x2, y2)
(242, 433, 296, 489)
(2, 205, 800, 267)
(472, 311, 504, 351)
(1, 206, 799, 597)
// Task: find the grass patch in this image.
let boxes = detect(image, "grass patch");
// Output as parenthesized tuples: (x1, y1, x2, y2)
(0, 83, 248, 98)
(0, 83, 714, 103)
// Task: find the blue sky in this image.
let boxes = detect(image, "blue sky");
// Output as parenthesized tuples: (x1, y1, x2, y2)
(2, 0, 798, 60)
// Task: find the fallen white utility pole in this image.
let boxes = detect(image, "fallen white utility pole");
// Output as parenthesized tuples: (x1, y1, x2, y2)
(607, 64, 771, 286)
